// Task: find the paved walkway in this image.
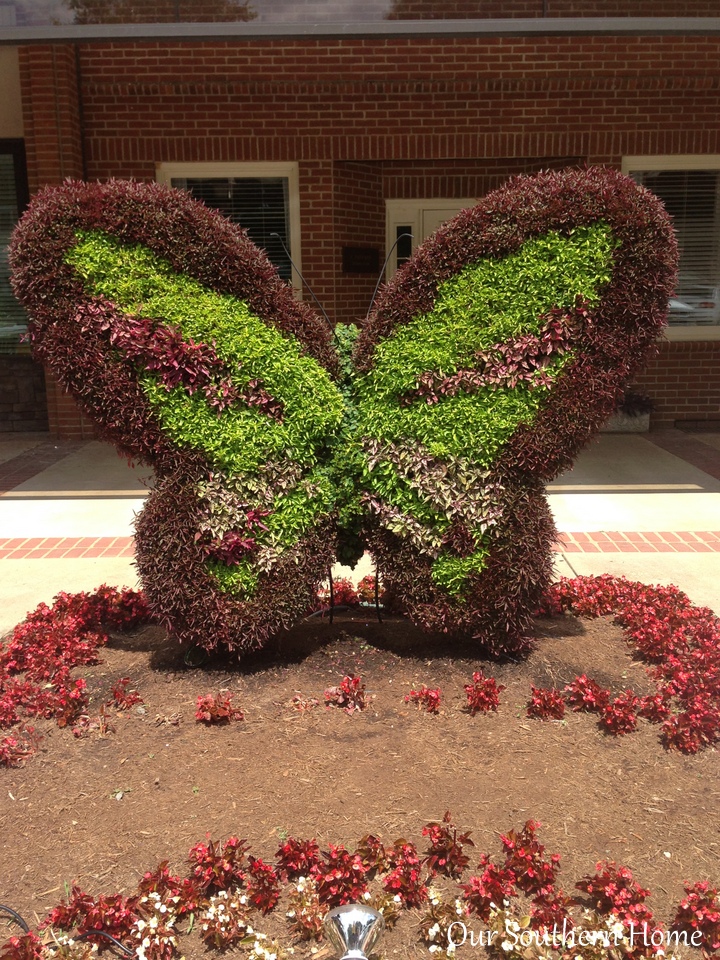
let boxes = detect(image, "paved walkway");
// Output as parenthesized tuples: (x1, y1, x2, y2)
(1, 428, 719, 635)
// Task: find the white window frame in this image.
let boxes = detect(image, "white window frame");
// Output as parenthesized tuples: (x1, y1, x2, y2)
(156, 161, 303, 296)
(385, 198, 477, 280)
(622, 155, 720, 342)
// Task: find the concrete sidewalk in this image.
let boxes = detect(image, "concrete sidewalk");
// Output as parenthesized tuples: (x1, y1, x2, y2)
(1, 429, 719, 636)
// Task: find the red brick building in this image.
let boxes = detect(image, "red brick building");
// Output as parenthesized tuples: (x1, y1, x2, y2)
(1, 2, 719, 435)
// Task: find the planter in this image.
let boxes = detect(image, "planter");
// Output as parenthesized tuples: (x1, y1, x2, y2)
(599, 411, 650, 433)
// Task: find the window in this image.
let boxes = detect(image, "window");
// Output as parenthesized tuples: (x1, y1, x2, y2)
(623, 156, 720, 341)
(0, 139, 29, 355)
(156, 162, 302, 293)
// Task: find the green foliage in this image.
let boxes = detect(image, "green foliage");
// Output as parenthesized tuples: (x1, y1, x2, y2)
(207, 558, 259, 598)
(355, 224, 616, 594)
(431, 549, 490, 596)
(66, 231, 345, 477)
(355, 224, 616, 465)
(66, 231, 346, 602)
(327, 323, 368, 566)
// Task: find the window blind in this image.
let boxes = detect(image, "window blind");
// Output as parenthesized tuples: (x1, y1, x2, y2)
(172, 176, 292, 282)
(631, 168, 720, 327)
(0, 152, 27, 355)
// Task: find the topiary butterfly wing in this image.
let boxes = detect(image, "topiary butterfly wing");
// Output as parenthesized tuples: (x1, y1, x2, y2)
(10, 180, 344, 654)
(352, 167, 677, 654)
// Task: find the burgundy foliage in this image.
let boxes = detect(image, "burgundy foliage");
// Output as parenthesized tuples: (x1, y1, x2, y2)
(576, 860, 655, 927)
(323, 674, 368, 713)
(500, 820, 561, 897)
(311, 844, 369, 907)
(276, 838, 322, 880)
(403, 302, 588, 404)
(194, 693, 245, 724)
(0, 819, 714, 958)
(461, 855, 518, 921)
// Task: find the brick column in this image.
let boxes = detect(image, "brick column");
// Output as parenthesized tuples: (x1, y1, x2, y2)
(19, 45, 92, 438)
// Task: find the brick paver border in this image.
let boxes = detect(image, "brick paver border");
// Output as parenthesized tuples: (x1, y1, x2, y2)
(0, 537, 135, 559)
(556, 531, 720, 552)
(1, 532, 719, 559)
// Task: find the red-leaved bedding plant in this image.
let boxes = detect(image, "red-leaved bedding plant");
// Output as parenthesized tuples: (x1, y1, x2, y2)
(1, 817, 717, 959)
(526, 685, 566, 721)
(194, 692, 245, 724)
(542, 574, 720, 753)
(323, 674, 368, 713)
(564, 674, 610, 713)
(422, 810, 474, 878)
(311, 843, 369, 907)
(576, 860, 655, 929)
(109, 676, 143, 710)
(464, 669, 505, 715)
(461, 853, 518, 922)
(598, 690, 640, 736)
(500, 820, 561, 897)
(0, 586, 150, 765)
(672, 881, 720, 952)
(405, 684, 442, 714)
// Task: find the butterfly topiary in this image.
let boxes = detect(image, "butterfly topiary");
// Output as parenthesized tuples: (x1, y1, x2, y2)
(9, 167, 677, 657)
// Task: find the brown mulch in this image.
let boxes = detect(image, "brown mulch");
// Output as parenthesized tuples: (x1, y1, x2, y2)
(0, 610, 719, 955)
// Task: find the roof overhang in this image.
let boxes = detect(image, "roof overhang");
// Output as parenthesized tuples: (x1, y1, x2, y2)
(2, 17, 720, 45)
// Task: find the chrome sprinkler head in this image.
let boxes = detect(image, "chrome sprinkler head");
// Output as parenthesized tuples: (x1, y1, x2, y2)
(323, 904, 385, 960)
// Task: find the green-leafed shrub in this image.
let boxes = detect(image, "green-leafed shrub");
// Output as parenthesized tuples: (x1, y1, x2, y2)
(9, 168, 677, 656)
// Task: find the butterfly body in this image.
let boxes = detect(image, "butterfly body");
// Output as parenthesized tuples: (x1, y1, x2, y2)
(9, 168, 677, 656)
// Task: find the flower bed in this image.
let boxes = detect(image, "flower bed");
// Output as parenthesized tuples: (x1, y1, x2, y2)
(1, 575, 718, 764)
(1, 816, 717, 960)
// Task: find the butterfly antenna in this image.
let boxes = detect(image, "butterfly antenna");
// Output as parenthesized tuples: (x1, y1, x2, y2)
(366, 232, 413, 322)
(269, 232, 333, 331)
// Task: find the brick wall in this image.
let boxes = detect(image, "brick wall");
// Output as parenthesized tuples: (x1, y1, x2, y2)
(635, 342, 720, 429)
(19, 45, 84, 194)
(18, 32, 720, 435)
(334, 162, 384, 325)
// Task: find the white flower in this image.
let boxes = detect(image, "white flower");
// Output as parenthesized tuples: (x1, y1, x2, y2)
(501, 942, 513, 952)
